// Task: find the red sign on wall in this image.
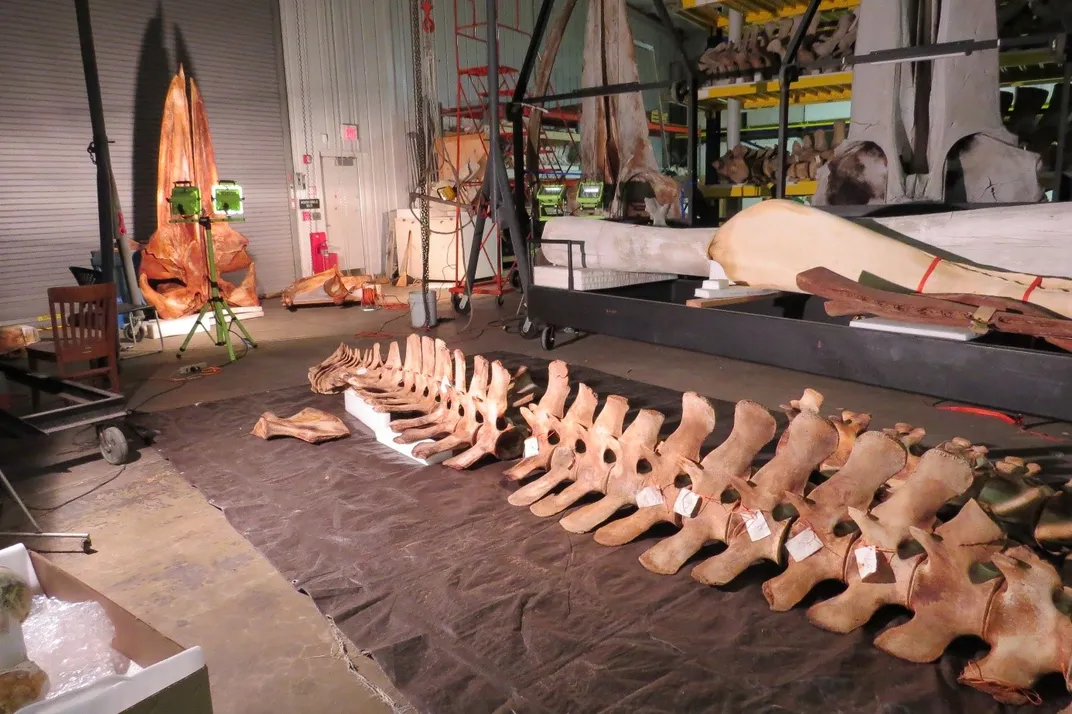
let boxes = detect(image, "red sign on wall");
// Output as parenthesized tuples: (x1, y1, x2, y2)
(342, 124, 358, 142)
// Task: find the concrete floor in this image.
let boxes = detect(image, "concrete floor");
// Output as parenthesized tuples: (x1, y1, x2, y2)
(2, 291, 1070, 713)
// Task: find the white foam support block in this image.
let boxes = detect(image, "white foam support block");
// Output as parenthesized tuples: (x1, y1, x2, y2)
(146, 306, 264, 339)
(374, 429, 451, 466)
(708, 260, 729, 281)
(850, 317, 980, 342)
(344, 389, 393, 432)
(692, 287, 779, 300)
(701, 279, 734, 290)
(533, 266, 676, 291)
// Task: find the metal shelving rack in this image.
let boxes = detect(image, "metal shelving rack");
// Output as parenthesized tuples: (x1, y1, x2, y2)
(497, 0, 1072, 422)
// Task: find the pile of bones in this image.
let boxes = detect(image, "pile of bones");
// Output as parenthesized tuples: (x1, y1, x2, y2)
(308, 334, 1072, 707)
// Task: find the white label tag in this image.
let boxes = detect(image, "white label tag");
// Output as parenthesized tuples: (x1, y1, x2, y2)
(785, 528, 823, 563)
(356, 367, 368, 376)
(855, 545, 878, 580)
(673, 488, 701, 518)
(523, 437, 539, 458)
(742, 509, 771, 542)
(440, 376, 450, 393)
(635, 486, 663, 508)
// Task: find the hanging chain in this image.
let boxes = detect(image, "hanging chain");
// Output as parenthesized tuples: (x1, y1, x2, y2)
(411, 0, 432, 328)
(295, 2, 313, 165)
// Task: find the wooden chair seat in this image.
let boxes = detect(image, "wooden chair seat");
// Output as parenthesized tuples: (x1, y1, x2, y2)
(29, 283, 119, 410)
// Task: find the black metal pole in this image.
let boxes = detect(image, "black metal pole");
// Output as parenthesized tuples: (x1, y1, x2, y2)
(687, 77, 699, 223)
(776, 0, 822, 199)
(509, 0, 554, 249)
(1054, 61, 1071, 202)
(74, 0, 116, 284)
(651, 0, 695, 74)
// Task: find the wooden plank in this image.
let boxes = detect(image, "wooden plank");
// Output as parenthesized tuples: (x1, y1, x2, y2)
(686, 289, 781, 308)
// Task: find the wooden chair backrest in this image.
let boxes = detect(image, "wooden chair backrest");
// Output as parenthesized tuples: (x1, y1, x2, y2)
(47, 283, 117, 363)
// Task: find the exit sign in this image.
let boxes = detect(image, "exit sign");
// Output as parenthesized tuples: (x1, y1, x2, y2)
(342, 124, 358, 141)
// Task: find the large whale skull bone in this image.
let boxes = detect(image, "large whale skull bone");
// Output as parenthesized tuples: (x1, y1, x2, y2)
(506, 384, 599, 507)
(762, 430, 909, 612)
(559, 392, 716, 535)
(629, 399, 777, 568)
(709, 200, 1072, 320)
(806, 447, 975, 633)
(691, 411, 841, 587)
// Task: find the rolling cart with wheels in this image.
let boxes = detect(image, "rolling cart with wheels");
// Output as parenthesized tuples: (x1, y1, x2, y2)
(0, 362, 138, 552)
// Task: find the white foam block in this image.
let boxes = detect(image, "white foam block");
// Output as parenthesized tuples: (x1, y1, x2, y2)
(701, 279, 734, 290)
(708, 260, 729, 281)
(533, 266, 676, 291)
(692, 287, 779, 300)
(344, 389, 393, 433)
(850, 317, 980, 341)
(374, 429, 451, 466)
(146, 305, 265, 338)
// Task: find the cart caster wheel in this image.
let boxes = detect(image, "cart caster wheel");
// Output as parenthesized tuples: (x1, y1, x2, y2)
(451, 292, 471, 316)
(99, 426, 129, 465)
(496, 294, 505, 307)
(510, 271, 522, 289)
(519, 317, 539, 339)
(82, 538, 93, 554)
(541, 326, 556, 351)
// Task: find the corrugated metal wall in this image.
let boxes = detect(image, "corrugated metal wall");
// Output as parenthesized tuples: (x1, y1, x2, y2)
(0, 0, 297, 323)
(277, 0, 685, 278)
(278, 0, 414, 277)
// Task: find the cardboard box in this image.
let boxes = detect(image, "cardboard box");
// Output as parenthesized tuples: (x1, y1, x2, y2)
(0, 544, 212, 714)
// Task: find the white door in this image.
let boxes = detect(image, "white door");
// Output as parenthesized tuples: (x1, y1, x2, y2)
(320, 156, 364, 272)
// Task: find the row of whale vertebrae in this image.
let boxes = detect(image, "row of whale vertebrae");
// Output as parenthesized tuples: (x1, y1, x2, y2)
(503, 363, 1072, 707)
(308, 335, 536, 469)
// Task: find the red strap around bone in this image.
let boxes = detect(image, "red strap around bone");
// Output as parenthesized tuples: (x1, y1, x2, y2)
(916, 256, 942, 293)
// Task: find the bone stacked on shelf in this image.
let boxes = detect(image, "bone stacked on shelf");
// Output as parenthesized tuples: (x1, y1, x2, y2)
(712, 122, 847, 187)
(306, 338, 1072, 705)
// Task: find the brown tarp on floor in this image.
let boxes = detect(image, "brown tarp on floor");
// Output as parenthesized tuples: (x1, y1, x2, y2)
(144, 354, 1072, 713)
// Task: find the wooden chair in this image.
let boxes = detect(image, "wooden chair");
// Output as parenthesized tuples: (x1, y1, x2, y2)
(27, 283, 119, 410)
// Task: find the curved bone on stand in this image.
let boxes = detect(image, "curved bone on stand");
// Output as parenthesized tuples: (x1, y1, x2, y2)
(560, 393, 715, 534)
(763, 431, 908, 611)
(629, 400, 776, 567)
(308, 343, 369, 394)
(443, 360, 519, 469)
(507, 385, 598, 507)
(709, 200, 1072, 320)
(251, 408, 350, 444)
(806, 448, 974, 633)
(411, 355, 490, 460)
(958, 547, 1072, 705)
(528, 395, 631, 518)
(393, 349, 468, 442)
(503, 361, 571, 481)
(880, 423, 927, 490)
(872, 500, 1006, 663)
(692, 412, 840, 587)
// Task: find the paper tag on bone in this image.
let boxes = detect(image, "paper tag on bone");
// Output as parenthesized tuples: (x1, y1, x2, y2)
(356, 367, 368, 376)
(741, 509, 771, 541)
(440, 376, 450, 394)
(673, 488, 701, 518)
(635, 486, 664, 508)
(855, 545, 878, 580)
(785, 528, 823, 562)
(523, 437, 538, 458)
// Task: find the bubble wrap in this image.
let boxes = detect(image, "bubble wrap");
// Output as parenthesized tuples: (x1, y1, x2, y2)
(22, 596, 130, 698)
